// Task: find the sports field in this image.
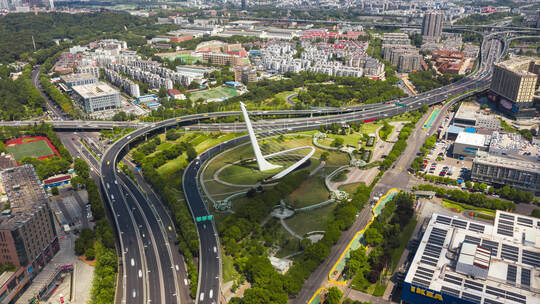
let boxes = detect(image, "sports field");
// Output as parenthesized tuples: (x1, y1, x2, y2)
(5, 136, 59, 161)
(189, 87, 239, 102)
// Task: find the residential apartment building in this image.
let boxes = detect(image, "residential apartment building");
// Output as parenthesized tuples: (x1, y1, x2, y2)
(234, 66, 257, 84)
(471, 151, 540, 194)
(422, 10, 444, 41)
(202, 52, 243, 66)
(0, 165, 59, 303)
(103, 68, 140, 98)
(72, 82, 121, 113)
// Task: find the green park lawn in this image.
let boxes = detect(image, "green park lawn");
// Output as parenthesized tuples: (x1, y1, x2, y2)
(339, 182, 366, 195)
(222, 254, 239, 283)
(284, 202, 337, 237)
(286, 170, 328, 209)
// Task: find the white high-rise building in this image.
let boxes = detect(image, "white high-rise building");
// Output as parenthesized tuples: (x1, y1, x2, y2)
(48, 0, 54, 9)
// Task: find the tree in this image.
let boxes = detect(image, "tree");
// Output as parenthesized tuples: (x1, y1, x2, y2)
(465, 181, 472, 189)
(320, 152, 329, 161)
(158, 87, 168, 98)
(364, 227, 383, 247)
(51, 187, 59, 195)
(186, 145, 197, 161)
(74, 158, 90, 179)
(478, 183, 488, 192)
(85, 247, 95, 260)
(188, 81, 200, 90)
(325, 287, 343, 304)
(531, 209, 540, 219)
(332, 137, 344, 147)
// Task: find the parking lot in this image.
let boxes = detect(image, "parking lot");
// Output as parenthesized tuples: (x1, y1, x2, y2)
(422, 139, 472, 181)
(50, 189, 93, 231)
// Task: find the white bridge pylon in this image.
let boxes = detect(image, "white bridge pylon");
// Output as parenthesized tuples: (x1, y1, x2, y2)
(239, 102, 315, 180)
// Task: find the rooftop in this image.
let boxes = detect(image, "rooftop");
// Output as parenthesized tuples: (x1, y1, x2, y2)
(455, 132, 489, 148)
(0, 165, 49, 230)
(405, 211, 540, 304)
(495, 56, 540, 77)
(72, 82, 119, 99)
(60, 73, 96, 83)
(474, 151, 540, 173)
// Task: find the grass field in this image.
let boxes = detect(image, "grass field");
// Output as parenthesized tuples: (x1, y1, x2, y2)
(189, 86, 239, 101)
(155, 133, 239, 178)
(7, 140, 54, 161)
(284, 202, 337, 236)
(222, 254, 239, 283)
(286, 171, 327, 208)
(217, 159, 288, 185)
(338, 182, 365, 195)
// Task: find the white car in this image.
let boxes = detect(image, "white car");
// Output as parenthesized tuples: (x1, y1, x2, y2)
(130, 258, 135, 267)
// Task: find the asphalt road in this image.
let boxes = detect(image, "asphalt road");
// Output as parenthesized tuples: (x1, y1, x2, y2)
(123, 158, 193, 304)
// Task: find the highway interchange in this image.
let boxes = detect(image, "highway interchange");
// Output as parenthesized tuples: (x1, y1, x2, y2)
(16, 29, 505, 304)
(93, 32, 503, 304)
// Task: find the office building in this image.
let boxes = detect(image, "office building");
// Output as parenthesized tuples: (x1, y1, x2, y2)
(471, 151, 540, 194)
(241, 0, 246, 9)
(60, 73, 97, 89)
(48, 0, 53, 9)
(72, 82, 121, 113)
(402, 211, 540, 304)
(422, 10, 444, 41)
(0, 165, 59, 303)
(490, 57, 539, 119)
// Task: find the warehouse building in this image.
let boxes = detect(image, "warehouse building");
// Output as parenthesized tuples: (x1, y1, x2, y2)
(471, 151, 540, 194)
(402, 211, 540, 304)
(72, 81, 121, 113)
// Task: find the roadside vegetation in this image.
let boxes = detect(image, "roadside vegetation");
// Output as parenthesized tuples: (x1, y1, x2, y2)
(345, 192, 416, 295)
(71, 158, 117, 304)
(408, 70, 464, 93)
(0, 65, 45, 120)
(413, 184, 516, 210)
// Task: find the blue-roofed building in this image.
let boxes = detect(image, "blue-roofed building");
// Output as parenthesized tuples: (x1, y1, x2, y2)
(225, 81, 243, 88)
(136, 94, 161, 110)
(465, 127, 476, 133)
(445, 125, 464, 140)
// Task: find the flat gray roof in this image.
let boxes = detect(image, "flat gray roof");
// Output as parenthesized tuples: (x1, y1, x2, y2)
(72, 82, 119, 99)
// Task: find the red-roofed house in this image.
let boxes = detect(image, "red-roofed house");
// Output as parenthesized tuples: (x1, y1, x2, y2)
(168, 89, 186, 100)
